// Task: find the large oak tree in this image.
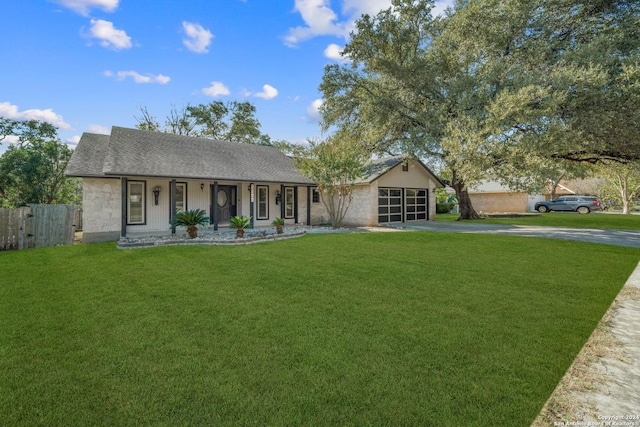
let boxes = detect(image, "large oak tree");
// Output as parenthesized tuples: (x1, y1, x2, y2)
(320, 0, 639, 219)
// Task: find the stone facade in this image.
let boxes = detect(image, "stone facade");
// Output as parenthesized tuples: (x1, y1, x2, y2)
(82, 178, 121, 242)
(310, 185, 376, 226)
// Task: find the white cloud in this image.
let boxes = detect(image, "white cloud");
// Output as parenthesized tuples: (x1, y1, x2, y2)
(286, 0, 454, 47)
(55, 0, 119, 16)
(341, 0, 391, 19)
(202, 81, 230, 97)
(254, 84, 278, 100)
(89, 19, 132, 50)
(104, 70, 170, 84)
(67, 135, 81, 147)
(284, 0, 348, 47)
(324, 43, 349, 63)
(182, 21, 214, 54)
(87, 124, 110, 134)
(3, 135, 20, 145)
(0, 101, 71, 130)
(306, 99, 323, 122)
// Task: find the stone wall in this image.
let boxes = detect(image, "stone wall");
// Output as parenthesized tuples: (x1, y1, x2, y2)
(82, 178, 121, 242)
(309, 185, 376, 226)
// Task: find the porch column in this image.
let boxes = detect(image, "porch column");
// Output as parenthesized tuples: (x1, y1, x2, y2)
(249, 183, 254, 228)
(170, 179, 177, 234)
(306, 186, 311, 226)
(213, 181, 219, 231)
(280, 184, 285, 219)
(294, 186, 299, 224)
(120, 177, 127, 238)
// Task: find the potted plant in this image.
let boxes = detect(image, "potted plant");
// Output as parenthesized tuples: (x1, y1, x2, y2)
(170, 209, 210, 238)
(271, 217, 285, 234)
(229, 215, 251, 238)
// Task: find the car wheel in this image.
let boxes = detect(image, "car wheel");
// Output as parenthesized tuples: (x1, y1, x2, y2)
(537, 205, 548, 213)
(577, 206, 590, 214)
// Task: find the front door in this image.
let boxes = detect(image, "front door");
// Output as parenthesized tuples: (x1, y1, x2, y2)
(214, 185, 237, 225)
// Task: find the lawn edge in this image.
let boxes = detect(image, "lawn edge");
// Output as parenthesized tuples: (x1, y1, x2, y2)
(532, 260, 640, 425)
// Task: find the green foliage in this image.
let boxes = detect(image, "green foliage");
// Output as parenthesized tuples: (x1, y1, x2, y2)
(229, 215, 251, 229)
(436, 203, 455, 214)
(135, 101, 268, 144)
(320, 0, 640, 220)
(594, 161, 640, 214)
(435, 188, 455, 204)
(170, 209, 210, 228)
(1, 234, 639, 425)
(0, 119, 79, 207)
(293, 135, 369, 228)
(271, 217, 285, 226)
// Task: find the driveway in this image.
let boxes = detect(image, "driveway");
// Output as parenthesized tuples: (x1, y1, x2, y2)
(391, 221, 640, 248)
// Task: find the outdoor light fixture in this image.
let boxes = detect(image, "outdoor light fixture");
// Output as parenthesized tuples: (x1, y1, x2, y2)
(275, 190, 281, 205)
(200, 183, 204, 191)
(152, 186, 161, 205)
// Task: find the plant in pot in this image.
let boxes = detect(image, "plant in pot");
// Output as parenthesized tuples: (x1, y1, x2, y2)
(170, 209, 210, 239)
(271, 217, 285, 234)
(229, 215, 251, 238)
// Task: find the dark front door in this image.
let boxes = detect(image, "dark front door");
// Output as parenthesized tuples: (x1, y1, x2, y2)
(215, 185, 237, 225)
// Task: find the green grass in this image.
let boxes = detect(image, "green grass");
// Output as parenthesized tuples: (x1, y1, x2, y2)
(1, 233, 639, 426)
(437, 212, 640, 230)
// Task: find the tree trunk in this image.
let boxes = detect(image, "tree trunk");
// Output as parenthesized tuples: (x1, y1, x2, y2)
(450, 168, 481, 220)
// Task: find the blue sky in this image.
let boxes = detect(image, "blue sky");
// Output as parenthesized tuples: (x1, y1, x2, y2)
(1, 0, 454, 149)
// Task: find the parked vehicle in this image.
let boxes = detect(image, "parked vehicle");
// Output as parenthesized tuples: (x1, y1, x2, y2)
(535, 196, 602, 214)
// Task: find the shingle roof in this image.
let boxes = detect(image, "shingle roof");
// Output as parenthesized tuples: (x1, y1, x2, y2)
(66, 126, 315, 184)
(65, 132, 111, 177)
(355, 155, 445, 187)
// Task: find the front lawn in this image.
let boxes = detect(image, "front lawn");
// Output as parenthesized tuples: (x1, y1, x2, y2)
(437, 212, 640, 230)
(1, 233, 639, 426)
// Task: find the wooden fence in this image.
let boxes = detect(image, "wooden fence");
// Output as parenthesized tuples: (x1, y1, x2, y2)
(0, 205, 77, 251)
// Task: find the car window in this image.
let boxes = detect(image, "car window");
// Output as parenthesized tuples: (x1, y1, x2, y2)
(565, 197, 577, 202)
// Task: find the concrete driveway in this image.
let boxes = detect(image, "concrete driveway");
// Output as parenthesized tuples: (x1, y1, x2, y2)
(391, 221, 640, 248)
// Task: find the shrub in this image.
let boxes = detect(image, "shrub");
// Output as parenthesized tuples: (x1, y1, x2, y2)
(436, 203, 455, 214)
(170, 209, 210, 238)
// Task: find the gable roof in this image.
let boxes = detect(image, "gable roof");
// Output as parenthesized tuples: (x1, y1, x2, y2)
(356, 155, 445, 187)
(66, 126, 315, 184)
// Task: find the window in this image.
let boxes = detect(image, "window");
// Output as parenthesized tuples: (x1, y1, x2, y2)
(127, 181, 146, 225)
(257, 185, 269, 220)
(312, 188, 320, 203)
(169, 183, 187, 219)
(284, 187, 295, 218)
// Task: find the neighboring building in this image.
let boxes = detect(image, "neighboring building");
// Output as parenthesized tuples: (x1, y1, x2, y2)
(467, 180, 543, 213)
(66, 127, 444, 242)
(467, 178, 591, 213)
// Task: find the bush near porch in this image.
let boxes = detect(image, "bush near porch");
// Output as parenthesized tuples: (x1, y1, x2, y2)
(1, 233, 638, 426)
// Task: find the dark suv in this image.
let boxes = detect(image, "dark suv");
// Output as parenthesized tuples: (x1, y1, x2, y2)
(535, 196, 602, 214)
